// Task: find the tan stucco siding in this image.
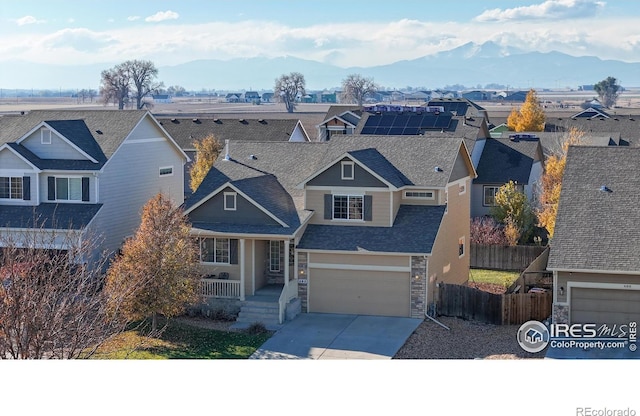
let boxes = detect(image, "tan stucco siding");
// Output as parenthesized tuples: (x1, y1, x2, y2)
(310, 252, 409, 268)
(308, 268, 411, 317)
(305, 189, 391, 226)
(427, 178, 471, 303)
(199, 263, 241, 280)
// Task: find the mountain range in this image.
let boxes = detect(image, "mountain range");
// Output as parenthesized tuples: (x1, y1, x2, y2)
(3, 41, 640, 91)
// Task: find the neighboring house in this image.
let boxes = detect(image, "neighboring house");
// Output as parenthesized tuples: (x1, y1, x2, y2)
(157, 117, 311, 195)
(184, 135, 476, 323)
(316, 105, 363, 142)
(152, 94, 172, 103)
(462, 90, 495, 102)
(225, 93, 241, 103)
(496, 130, 628, 158)
(261, 92, 274, 103)
(243, 91, 260, 103)
(0, 110, 188, 261)
(547, 146, 640, 326)
(471, 136, 544, 218)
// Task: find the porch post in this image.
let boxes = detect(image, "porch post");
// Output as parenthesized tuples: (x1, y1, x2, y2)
(251, 239, 256, 296)
(240, 238, 246, 301)
(284, 238, 290, 290)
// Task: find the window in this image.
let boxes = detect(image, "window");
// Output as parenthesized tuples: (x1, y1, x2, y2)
(483, 186, 500, 206)
(200, 237, 230, 263)
(341, 161, 354, 180)
(458, 237, 465, 258)
(459, 183, 466, 195)
(41, 128, 51, 144)
(159, 166, 173, 176)
(56, 177, 82, 201)
(404, 191, 434, 199)
(269, 241, 281, 272)
(333, 195, 363, 220)
(0, 177, 23, 199)
(224, 192, 237, 211)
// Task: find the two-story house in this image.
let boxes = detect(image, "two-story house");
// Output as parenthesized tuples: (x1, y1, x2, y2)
(0, 110, 188, 262)
(184, 135, 476, 324)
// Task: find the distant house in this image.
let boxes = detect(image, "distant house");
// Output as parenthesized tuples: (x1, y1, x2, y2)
(243, 91, 260, 103)
(462, 90, 495, 101)
(261, 92, 274, 103)
(152, 94, 172, 103)
(321, 91, 337, 103)
(225, 93, 241, 103)
(500, 91, 528, 102)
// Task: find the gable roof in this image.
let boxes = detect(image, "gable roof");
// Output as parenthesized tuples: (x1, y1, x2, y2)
(297, 205, 445, 254)
(157, 117, 307, 150)
(474, 138, 542, 185)
(547, 146, 640, 273)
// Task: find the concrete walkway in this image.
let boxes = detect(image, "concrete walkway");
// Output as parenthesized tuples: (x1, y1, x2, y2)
(250, 313, 422, 359)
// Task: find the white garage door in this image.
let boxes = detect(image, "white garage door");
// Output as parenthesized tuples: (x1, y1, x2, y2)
(571, 287, 640, 325)
(309, 269, 410, 317)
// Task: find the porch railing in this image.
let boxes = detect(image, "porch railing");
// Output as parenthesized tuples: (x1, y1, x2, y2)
(200, 278, 241, 299)
(278, 279, 298, 324)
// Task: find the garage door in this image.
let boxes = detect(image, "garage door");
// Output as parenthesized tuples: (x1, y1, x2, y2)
(309, 269, 410, 317)
(571, 287, 640, 325)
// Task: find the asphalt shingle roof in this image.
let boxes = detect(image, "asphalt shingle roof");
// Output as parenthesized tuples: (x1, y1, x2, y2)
(474, 138, 541, 184)
(547, 146, 640, 272)
(6, 143, 103, 170)
(297, 205, 445, 254)
(0, 203, 102, 230)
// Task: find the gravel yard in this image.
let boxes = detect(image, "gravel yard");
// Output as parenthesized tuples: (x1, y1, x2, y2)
(394, 316, 546, 359)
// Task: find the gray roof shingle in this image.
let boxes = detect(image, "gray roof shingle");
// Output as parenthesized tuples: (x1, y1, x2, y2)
(474, 138, 541, 184)
(547, 146, 640, 272)
(297, 205, 445, 254)
(0, 203, 102, 230)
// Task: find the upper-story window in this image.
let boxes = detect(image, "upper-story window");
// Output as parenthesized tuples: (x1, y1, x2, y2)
(459, 183, 466, 195)
(56, 177, 82, 201)
(333, 195, 363, 220)
(404, 191, 434, 200)
(459, 237, 465, 258)
(224, 192, 237, 211)
(41, 128, 52, 145)
(0, 177, 23, 199)
(341, 161, 354, 180)
(159, 166, 173, 176)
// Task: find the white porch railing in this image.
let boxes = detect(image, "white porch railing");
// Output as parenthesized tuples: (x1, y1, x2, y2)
(278, 279, 298, 324)
(200, 279, 241, 299)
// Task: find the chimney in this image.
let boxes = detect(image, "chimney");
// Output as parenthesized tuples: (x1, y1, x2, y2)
(224, 140, 231, 161)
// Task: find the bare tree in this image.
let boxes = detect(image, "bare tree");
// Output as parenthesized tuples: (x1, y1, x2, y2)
(0, 226, 128, 359)
(275, 72, 305, 113)
(99, 64, 130, 110)
(125, 60, 164, 110)
(340, 73, 378, 106)
(99, 60, 163, 110)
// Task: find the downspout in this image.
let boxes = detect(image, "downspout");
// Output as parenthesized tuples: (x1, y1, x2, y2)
(426, 282, 450, 330)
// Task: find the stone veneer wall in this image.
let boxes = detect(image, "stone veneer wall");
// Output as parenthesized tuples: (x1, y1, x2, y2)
(410, 256, 427, 318)
(298, 252, 308, 312)
(552, 304, 569, 324)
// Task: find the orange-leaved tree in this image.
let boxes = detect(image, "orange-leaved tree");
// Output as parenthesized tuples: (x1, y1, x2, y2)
(189, 134, 223, 192)
(537, 127, 584, 239)
(105, 193, 201, 333)
(507, 89, 546, 132)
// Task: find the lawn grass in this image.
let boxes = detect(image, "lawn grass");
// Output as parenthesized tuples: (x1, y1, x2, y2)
(91, 318, 271, 359)
(469, 268, 520, 286)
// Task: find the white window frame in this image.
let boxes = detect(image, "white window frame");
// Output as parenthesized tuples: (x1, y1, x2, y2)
(269, 241, 281, 272)
(341, 161, 355, 180)
(404, 190, 434, 200)
(55, 176, 83, 202)
(159, 166, 173, 177)
(483, 186, 500, 207)
(0, 176, 23, 200)
(332, 194, 364, 221)
(199, 237, 230, 264)
(41, 128, 52, 145)
(224, 192, 237, 211)
(458, 236, 465, 258)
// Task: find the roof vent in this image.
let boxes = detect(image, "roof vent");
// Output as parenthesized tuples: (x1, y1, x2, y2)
(224, 139, 231, 161)
(95, 130, 103, 135)
(600, 185, 613, 193)
(434, 166, 443, 172)
(239, 118, 245, 122)
(213, 118, 220, 123)
(171, 118, 177, 123)
(249, 154, 257, 160)
(192, 118, 200, 123)
(258, 119, 265, 123)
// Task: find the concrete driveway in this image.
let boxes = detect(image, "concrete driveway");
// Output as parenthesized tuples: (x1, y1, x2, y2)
(250, 313, 422, 359)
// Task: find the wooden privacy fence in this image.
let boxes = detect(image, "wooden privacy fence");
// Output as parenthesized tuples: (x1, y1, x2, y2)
(470, 244, 547, 271)
(437, 283, 552, 325)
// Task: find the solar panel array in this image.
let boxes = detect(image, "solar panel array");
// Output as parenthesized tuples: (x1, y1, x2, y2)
(360, 113, 453, 135)
(428, 100, 470, 116)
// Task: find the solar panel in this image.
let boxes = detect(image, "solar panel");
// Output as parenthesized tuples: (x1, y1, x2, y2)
(395, 115, 411, 128)
(406, 116, 423, 127)
(434, 115, 452, 128)
(363, 115, 381, 128)
(403, 127, 420, 135)
(420, 115, 437, 129)
(361, 127, 376, 134)
(375, 127, 390, 135)
(378, 115, 396, 127)
(389, 127, 404, 135)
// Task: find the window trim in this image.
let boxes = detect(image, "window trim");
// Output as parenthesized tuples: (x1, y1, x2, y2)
(483, 186, 500, 207)
(459, 183, 466, 195)
(159, 166, 173, 177)
(199, 237, 230, 264)
(458, 236, 465, 258)
(269, 241, 281, 272)
(404, 190, 435, 200)
(332, 194, 364, 221)
(41, 128, 52, 145)
(341, 161, 355, 180)
(54, 176, 83, 202)
(0, 176, 23, 200)
(224, 192, 237, 211)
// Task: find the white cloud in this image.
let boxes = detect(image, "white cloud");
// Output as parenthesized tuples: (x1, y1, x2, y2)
(145, 10, 179, 23)
(474, 0, 605, 22)
(15, 15, 45, 26)
(127, 16, 141, 21)
(42, 28, 118, 52)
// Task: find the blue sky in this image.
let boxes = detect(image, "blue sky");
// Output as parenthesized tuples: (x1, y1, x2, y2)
(1, 0, 640, 68)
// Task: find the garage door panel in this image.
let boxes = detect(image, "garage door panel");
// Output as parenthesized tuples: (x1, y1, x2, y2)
(571, 287, 640, 325)
(310, 269, 410, 317)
